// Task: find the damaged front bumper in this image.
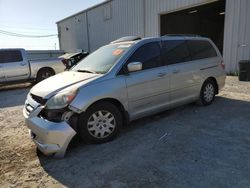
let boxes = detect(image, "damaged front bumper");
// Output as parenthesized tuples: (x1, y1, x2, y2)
(23, 94, 76, 157)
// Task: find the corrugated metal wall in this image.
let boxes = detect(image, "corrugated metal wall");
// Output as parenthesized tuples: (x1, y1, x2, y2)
(223, 0, 250, 73)
(87, 0, 144, 51)
(58, 0, 144, 52)
(57, 0, 250, 73)
(58, 13, 89, 52)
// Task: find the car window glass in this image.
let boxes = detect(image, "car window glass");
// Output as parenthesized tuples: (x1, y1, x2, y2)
(127, 42, 161, 70)
(0, 50, 23, 64)
(161, 40, 190, 65)
(187, 40, 217, 60)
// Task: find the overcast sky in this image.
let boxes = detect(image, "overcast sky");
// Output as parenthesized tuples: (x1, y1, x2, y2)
(0, 0, 105, 50)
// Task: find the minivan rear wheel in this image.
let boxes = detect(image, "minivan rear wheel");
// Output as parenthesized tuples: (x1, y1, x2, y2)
(78, 102, 122, 144)
(199, 80, 216, 105)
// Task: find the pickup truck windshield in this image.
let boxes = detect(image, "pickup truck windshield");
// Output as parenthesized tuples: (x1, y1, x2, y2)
(72, 42, 134, 74)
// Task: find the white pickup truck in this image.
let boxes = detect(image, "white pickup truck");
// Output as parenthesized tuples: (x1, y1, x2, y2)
(0, 48, 65, 84)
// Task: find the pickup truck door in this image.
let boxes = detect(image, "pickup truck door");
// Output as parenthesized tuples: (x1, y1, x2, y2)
(0, 50, 30, 82)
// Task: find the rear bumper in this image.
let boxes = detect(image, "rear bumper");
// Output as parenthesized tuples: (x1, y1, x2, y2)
(23, 94, 76, 157)
(217, 74, 226, 91)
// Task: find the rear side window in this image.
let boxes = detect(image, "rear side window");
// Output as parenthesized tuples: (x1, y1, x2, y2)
(127, 42, 161, 70)
(187, 40, 217, 60)
(161, 40, 190, 65)
(0, 50, 23, 63)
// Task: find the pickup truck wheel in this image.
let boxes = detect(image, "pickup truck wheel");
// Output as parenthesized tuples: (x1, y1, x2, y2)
(198, 79, 216, 106)
(78, 102, 122, 144)
(36, 69, 55, 82)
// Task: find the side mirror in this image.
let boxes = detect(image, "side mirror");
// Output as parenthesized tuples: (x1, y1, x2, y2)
(127, 62, 142, 73)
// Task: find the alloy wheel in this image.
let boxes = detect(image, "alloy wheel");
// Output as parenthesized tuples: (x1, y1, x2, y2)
(203, 83, 215, 102)
(87, 110, 116, 139)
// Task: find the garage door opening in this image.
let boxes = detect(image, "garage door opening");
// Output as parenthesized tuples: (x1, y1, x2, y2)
(160, 0, 225, 53)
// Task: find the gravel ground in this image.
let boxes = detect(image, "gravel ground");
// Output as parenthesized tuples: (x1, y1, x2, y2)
(0, 77, 250, 188)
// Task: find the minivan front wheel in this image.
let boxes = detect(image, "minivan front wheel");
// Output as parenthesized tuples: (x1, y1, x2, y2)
(78, 102, 122, 143)
(199, 80, 216, 105)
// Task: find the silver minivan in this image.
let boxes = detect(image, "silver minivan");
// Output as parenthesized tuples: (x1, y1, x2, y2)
(23, 36, 226, 157)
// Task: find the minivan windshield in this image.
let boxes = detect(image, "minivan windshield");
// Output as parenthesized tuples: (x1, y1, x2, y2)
(72, 42, 134, 74)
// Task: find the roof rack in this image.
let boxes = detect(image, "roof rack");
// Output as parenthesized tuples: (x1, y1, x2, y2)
(163, 34, 201, 37)
(111, 36, 141, 44)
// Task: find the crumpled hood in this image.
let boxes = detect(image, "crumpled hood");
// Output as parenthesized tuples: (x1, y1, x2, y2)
(30, 71, 100, 99)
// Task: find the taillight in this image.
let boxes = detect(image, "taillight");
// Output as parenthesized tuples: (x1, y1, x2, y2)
(220, 60, 225, 70)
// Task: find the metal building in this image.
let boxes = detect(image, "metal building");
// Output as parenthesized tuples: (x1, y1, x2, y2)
(56, 0, 250, 73)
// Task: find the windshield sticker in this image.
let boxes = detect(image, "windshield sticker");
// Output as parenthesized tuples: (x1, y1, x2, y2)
(113, 49, 124, 56)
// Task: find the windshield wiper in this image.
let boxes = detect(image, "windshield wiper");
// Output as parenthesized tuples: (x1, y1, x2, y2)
(77, 69, 97, 74)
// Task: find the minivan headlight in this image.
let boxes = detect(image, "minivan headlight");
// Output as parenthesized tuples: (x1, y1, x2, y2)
(46, 89, 78, 110)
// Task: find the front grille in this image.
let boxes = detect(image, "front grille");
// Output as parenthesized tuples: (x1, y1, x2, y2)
(30, 94, 47, 105)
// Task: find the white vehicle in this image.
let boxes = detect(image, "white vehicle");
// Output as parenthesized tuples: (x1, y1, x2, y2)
(0, 49, 65, 84)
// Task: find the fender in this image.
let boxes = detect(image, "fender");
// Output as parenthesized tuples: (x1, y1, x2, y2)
(69, 77, 129, 113)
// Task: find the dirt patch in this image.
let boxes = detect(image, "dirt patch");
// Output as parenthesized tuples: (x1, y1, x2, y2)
(0, 85, 55, 187)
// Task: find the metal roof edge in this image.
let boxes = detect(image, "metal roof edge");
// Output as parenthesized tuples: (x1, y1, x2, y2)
(56, 0, 112, 24)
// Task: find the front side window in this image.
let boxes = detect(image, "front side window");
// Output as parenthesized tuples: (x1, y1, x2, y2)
(72, 42, 134, 74)
(0, 50, 23, 64)
(187, 40, 217, 60)
(161, 40, 190, 65)
(127, 42, 161, 70)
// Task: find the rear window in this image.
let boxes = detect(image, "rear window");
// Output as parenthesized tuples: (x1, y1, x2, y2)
(0, 50, 23, 63)
(161, 40, 190, 65)
(187, 40, 217, 60)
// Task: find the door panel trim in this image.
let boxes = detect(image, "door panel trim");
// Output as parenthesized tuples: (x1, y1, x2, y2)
(200, 65, 218, 70)
(5, 73, 29, 78)
(130, 90, 171, 102)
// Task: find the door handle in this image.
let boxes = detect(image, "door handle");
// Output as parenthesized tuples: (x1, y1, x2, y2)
(20, 62, 26, 66)
(172, 69, 180, 74)
(157, 72, 167, 77)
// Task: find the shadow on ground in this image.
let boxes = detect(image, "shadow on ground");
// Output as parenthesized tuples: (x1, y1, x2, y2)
(38, 97, 250, 188)
(0, 83, 31, 108)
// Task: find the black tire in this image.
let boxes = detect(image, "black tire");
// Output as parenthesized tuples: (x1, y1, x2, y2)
(198, 79, 216, 106)
(78, 101, 122, 144)
(36, 68, 55, 82)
